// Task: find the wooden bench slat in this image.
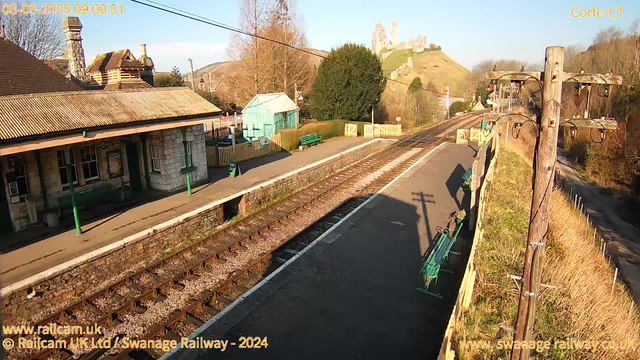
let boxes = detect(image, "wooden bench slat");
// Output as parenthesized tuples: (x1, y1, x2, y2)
(300, 133, 322, 147)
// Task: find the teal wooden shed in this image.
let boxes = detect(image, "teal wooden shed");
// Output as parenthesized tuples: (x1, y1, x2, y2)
(242, 93, 299, 140)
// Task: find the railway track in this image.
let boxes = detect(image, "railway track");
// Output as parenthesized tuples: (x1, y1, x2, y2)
(4, 113, 483, 360)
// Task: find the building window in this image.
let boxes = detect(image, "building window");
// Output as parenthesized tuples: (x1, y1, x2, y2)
(57, 149, 78, 187)
(150, 145, 161, 172)
(6, 157, 29, 202)
(180, 141, 193, 169)
(80, 145, 100, 181)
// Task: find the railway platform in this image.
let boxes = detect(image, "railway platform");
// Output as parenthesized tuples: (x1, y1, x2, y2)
(168, 142, 477, 360)
(0, 136, 374, 290)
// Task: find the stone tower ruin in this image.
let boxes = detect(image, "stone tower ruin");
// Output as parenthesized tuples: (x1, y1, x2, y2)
(371, 22, 387, 55)
(390, 22, 398, 47)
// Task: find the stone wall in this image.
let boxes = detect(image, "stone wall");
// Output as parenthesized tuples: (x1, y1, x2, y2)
(239, 139, 392, 213)
(147, 125, 207, 192)
(0, 138, 136, 231)
(1, 204, 224, 324)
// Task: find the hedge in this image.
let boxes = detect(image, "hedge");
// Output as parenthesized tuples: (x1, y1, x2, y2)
(277, 120, 367, 151)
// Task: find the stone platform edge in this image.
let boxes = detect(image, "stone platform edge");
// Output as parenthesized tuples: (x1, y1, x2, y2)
(160, 143, 447, 360)
(1, 139, 394, 297)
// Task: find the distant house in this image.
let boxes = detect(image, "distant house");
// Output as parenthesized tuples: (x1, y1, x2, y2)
(0, 22, 222, 234)
(86, 47, 154, 89)
(242, 93, 299, 140)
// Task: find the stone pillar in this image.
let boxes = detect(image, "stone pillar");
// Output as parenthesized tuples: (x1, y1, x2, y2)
(62, 17, 88, 83)
(391, 21, 398, 47)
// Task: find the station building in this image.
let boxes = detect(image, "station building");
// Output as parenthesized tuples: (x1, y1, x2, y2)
(0, 23, 221, 234)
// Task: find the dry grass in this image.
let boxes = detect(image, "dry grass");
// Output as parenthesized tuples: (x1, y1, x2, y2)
(453, 150, 640, 360)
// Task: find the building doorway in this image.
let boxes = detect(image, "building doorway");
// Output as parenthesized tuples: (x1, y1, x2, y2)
(126, 143, 143, 194)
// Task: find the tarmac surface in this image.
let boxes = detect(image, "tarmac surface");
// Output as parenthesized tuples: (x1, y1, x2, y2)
(168, 142, 477, 360)
(0, 137, 372, 288)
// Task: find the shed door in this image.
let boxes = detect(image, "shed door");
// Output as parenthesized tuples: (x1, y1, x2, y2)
(264, 124, 273, 138)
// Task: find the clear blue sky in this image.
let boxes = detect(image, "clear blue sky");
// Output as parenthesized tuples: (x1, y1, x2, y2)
(38, 0, 640, 73)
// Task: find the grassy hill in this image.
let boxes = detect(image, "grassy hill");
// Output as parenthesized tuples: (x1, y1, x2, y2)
(382, 49, 470, 97)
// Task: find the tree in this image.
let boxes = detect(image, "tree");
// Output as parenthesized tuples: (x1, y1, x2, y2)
(262, 0, 312, 98)
(228, 0, 312, 105)
(310, 43, 385, 120)
(155, 66, 184, 87)
(409, 77, 423, 93)
(0, 0, 64, 59)
(475, 84, 490, 106)
(425, 80, 438, 92)
(405, 82, 439, 127)
(449, 101, 470, 115)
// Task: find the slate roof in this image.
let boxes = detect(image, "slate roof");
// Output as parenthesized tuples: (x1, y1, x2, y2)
(0, 87, 221, 141)
(86, 49, 145, 72)
(243, 93, 298, 114)
(0, 37, 82, 96)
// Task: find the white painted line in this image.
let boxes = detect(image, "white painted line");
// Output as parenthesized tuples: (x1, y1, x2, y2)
(160, 142, 446, 360)
(1, 139, 392, 297)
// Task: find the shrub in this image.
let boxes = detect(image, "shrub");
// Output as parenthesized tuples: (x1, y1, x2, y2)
(310, 43, 385, 120)
(277, 120, 365, 151)
(449, 101, 470, 115)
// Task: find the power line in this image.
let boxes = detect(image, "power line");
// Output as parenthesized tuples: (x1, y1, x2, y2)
(129, 0, 449, 97)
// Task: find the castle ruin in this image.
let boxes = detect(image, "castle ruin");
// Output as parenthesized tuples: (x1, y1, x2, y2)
(371, 22, 427, 55)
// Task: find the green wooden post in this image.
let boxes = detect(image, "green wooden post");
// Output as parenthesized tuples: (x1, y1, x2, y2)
(64, 146, 81, 235)
(181, 128, 192, 196)
(35, 150, 48, 210)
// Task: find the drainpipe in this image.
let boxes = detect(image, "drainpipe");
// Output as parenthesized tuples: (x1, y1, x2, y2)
(64, 146, 81, 235)
(140, 133, 152, 190)
(35, 150, 48, 210)
(181, 128, 192, 196)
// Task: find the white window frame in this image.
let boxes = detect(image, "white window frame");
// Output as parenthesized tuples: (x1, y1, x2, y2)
(57, 149, 78, 187)
(180, 141, 193, 169)
(150, 145, 161, 172)
(80, 144, 100, 181)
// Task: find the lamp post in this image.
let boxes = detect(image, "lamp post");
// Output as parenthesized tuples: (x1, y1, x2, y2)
(200, 73, 212, 102)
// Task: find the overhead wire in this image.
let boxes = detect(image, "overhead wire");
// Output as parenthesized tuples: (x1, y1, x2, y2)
(129, 0, 454, 97)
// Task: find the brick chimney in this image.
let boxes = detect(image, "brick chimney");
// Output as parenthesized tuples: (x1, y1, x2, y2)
(62, 17, 88, 83)
(138, 43, 155, 86)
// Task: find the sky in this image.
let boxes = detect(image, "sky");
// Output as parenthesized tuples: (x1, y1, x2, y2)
(30, 0, 640, 73)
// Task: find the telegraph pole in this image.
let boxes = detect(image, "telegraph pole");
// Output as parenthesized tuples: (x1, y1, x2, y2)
(446, 86, 450, 118)
(511, 46, 564, 360)
(486, 47, 622, 360)
(188, 58, 196, 91)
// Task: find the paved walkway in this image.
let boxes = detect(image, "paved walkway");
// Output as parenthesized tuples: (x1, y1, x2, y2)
(0, 137, 372, 289)
(557, 152, 640, 304)
(169, 143, 476, 360)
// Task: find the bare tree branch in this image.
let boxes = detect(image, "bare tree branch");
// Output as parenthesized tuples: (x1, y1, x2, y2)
(0, 0, 64, 59)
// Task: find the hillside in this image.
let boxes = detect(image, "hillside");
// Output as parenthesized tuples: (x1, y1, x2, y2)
(193, 48, 328, 79)
(382, 49, 470, 98)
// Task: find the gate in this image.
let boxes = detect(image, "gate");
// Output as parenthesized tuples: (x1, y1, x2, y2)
(344, 123, 358, 137)
(364, 124, 374, 138)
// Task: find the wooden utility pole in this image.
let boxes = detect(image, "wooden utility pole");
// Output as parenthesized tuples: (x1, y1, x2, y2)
(188, 58, 196, 91)
(486, 47, 623, 360)
(511, 46, 564, 360)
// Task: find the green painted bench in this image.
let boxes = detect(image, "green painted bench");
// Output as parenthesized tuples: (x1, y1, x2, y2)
(58, 183, 116, 214)
(300, 133, 322, 147)
(417, 221, 464, 298)
(461, 168, 472, 190)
